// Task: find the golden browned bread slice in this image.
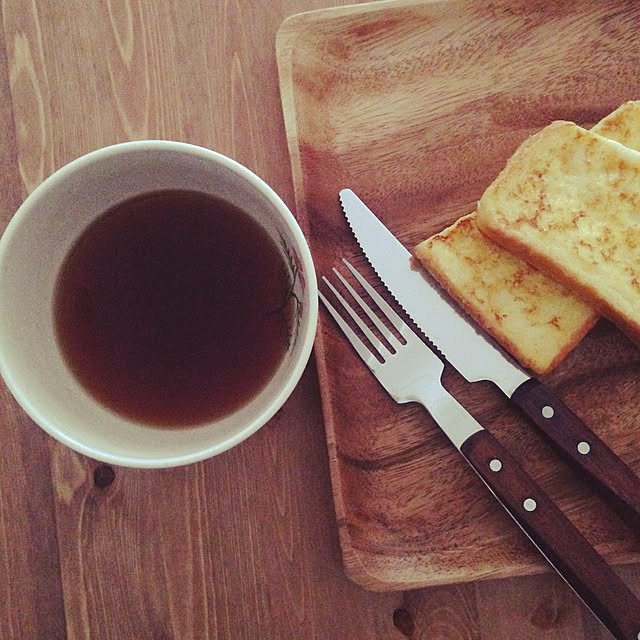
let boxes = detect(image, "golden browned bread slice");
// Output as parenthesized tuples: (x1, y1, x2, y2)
(414, 101, 640, 374)
(476, 120, 640, 344)
(591, 100, 640, 147)
(414, 213, 597, 374)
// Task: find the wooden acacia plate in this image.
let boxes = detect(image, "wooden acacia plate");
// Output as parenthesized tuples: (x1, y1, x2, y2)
(277, 0, 640, 590)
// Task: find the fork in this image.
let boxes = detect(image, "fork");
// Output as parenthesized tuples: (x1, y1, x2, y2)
(319, 259, 640, 640)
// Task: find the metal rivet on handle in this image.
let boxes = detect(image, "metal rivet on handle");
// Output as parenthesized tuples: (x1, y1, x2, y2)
(523, 498, 537, 512)
(489, 459, 502, 472)
(541, 406, 554, 419)
(577, 441, 591, 455)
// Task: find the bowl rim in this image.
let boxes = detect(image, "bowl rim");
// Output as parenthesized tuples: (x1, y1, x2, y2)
(0, 140, 318, 468)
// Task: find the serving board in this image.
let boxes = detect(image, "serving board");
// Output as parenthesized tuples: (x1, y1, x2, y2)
(276, 0, 640, 590)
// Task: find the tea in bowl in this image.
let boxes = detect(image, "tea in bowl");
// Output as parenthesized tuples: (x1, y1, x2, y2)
(0, 141, 318, 468)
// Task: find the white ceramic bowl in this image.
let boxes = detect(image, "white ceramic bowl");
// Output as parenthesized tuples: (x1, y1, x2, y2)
(0, 141, 318, 468)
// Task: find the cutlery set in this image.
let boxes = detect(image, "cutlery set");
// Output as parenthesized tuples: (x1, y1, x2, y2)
(319, 190, 640, 640)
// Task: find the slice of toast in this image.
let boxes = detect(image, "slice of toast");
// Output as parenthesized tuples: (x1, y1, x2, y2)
(476, 118, 640, 345)
(414, 101, 640, 374)
(414, 212, 597, 373)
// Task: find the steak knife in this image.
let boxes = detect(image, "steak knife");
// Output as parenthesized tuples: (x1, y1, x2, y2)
(339, 188, 640, 525)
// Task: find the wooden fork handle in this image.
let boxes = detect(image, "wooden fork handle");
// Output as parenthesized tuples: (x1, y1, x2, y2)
(460, 429, 640, 640)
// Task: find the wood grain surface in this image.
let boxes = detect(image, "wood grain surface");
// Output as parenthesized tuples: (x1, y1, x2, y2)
(0, 1, 402, 639)
(277, 0, 640, 596)
(1, 1, 639, 639)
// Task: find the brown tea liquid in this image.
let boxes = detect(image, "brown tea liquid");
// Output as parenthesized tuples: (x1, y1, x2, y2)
(54, 190, 293, 427)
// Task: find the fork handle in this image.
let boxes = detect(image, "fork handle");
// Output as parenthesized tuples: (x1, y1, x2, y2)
(459, 428, 640, 640)
(511, 379, 640, 529)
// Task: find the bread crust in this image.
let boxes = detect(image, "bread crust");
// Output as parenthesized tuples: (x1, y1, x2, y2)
(476, 120, 640, 344)
(415, 102, 640, 372)
(415, 212, 597, 374)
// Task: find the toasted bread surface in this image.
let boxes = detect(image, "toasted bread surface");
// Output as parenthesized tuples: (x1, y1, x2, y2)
(476, 120, 640, 342)
(415, 213, 597, 374)
(415, 101, 640, 373)
(592, 100, 640, 147)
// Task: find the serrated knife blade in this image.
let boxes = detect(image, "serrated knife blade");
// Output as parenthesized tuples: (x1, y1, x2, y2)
(339, 187, 640, 527)
(339, 187, 528, 396)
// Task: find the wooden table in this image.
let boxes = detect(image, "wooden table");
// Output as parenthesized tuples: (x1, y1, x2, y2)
(0, 1, 637, 638)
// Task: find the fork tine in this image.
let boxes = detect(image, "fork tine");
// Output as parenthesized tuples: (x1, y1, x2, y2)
(332, 267, 401, 350)
(318, 289, 383, 364)
(342, 259, 407, 340)
(321, 276, 388, 359)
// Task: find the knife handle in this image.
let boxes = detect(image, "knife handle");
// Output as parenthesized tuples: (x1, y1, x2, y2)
(460, 429, 640, 640)
(511, 379, 640, 528)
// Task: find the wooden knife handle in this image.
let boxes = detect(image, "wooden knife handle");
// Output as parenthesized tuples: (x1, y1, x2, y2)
(460, 429, 640, 640)
(512, 379, 640, 528)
